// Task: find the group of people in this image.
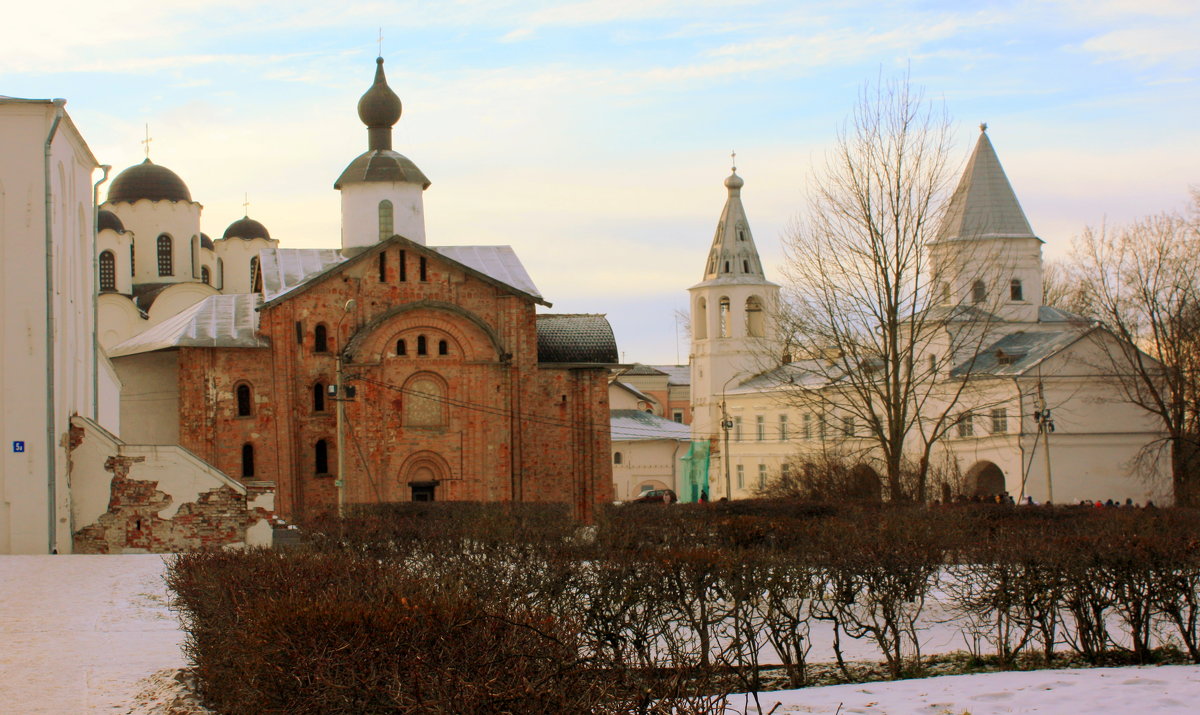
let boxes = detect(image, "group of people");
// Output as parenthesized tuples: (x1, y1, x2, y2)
(936, 493, 1157, 508)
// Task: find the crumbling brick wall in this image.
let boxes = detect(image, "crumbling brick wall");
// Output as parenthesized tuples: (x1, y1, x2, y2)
(73, 455, 271, 554)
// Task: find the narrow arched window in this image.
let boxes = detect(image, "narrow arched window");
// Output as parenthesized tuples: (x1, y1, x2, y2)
(746, 296, 764, 337)
(738, 229, 745, 242)
(249, 256, 260, 291)
(216, 257, 224, 289)
(313, 383, 326, 412)
(242, 443, 255, 478)
(378, 251, 387, 282)
(719, 297, 731, 338)
(236, 383, 252, 417)
(972, 280, 987, 304)
(201, 265, 211, 285)
(614, 452, 623, 465)
(98, 250, 116, 292)
(743, 259, 749, 273)
(1010, 278, 1023, 301)
(419, 256, 427, 281)
(396, 339, 407, 356)
(438, 339, 448, 356)
(417, 335, 427, 356)
(723, 260, 730, 273)
(379, 199, 394, 241)
(157, 234, 173, 276)
(315, 439, 329, 474)
(314, 324, 328, 353)
(130, 244, 136, 274)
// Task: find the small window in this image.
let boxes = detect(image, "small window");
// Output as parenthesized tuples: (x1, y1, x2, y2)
(396, 339, 407, 356)
(419, 256, 428, 281)
(156, 234, 173, 276)
(130, 244, 136, 274)
(313, 383, 326, 412)
(438, 339, 448, 356)
(719, 297, 731, 338)
(743, 259, 749, 273)
(378, 200, 394, 242)
(758, 464, 767, 490)
(733, 416, 743, 441)
(738, 229, 745, 242)
(216, 257, 223, 288)
(236, 383, 252, 417)
(991, 408, 1008, 434)
(778, 414, 788, 441)
(613, 452, 623, 465)
(295, 321, 304, 345)
(803, 413, 813, 439)
(673, 410, 684, 423)
(957, 413, 975, 438)
(972, 280, 987, 304)
(250, 256, 260, 291)
(399, 250, 407, 281)
(242, 443, 255, 478)
(1010, 279, 1023, 301)
(737, 464, 745, 489)
(201, 265, 211, 285)
(756, 415, 765, 441)
(417, 335, 427, 356)
(842, 416, 855, 437)
(315, 439, 329, 474)
(98, 250, 116, 291)
(723, 260, 730, 273)
(314, 324, 328, 353)
(378, 252, 387, 282)
(928, 354, 937, 375)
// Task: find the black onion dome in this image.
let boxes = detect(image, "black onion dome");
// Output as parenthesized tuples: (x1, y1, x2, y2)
(357, 57, 402, 129)
(200, 233, 214, 250)
(97, 209, 125, 233)
(222, 216, 271, 240)
(334, 150, 431, 189)
(107, 159, 192, 203)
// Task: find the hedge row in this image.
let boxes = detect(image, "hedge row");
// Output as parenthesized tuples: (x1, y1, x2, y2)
(166, 501, 1200, 713)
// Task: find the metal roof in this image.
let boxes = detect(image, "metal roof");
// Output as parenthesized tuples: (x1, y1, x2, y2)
(432, 245, 542, 299)
(109, 294, 269, 357)
(610, 409, 692, 442)
(935, 129, 1038, 243)
(536, 314, 618, 364)
(652, 365, 692, 386)
(950, 328, 1091, 377)
(612, 380, 654, 403)
(259, 248, 346, 303)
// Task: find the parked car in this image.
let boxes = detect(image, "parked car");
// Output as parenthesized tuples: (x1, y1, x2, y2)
(633, 489, 677, 504)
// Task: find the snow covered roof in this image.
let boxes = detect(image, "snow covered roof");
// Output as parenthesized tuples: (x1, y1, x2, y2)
(109, 293, 268, 357)
(935, 128, 1039, 244)
(259, 248, 345, 303)
(610, 409, 692, 442)
(431, 245, 541, 300)
(651, 365, 691, 386)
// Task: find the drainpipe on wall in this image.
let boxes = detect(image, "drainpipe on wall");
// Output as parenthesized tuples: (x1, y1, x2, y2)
(1013, 376, 1028, 502)
(43, 99, 65, 554)
(91, 165, 111, 421)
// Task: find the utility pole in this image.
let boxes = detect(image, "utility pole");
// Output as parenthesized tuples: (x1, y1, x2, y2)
(335, 299, 357, 517)
(1034, 380, 1055, 504)
(721, 398, 733, 500)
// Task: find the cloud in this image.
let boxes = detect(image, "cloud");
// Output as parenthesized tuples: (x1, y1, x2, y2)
(1078, 25, 1200, 69)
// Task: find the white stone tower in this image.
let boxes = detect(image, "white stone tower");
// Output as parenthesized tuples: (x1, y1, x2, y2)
(335, 57, 430, 256)
(689, 163, 780, 444)
(928, 125, 1044, 323)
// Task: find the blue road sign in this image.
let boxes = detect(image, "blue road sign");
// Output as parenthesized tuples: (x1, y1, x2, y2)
(12, 441, 25, 453)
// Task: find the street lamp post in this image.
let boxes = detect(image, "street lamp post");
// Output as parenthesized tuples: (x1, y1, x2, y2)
(719, 372, 743, 501)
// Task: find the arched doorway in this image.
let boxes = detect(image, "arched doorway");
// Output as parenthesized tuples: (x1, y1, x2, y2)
(849, 464, 883, 502)
(401, 451, 451, 502)
(965, 461, 1006, 497)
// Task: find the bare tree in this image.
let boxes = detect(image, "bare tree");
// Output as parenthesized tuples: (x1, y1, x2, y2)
(1069, 195, 1200, 505)
(775, 74, 1002, 502)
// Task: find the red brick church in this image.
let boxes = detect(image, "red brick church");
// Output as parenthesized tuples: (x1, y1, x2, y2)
(107, 58, 616, 521)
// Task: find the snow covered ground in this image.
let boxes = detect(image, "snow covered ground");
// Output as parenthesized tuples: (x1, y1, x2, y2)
(2, 554, 1199, 714)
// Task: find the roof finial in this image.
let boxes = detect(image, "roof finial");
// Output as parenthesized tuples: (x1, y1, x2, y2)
(378, 27, 383, 58)
(980, 122, 988, 133)
(141, 124, 153, 160)
(242, 193, 250, 217)
(731, 149, 737, 173)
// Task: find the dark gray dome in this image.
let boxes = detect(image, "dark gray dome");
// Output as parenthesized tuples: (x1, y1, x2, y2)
(223, 216, 270, 240)
(200, 233, 214, 250)
(107, 159, 192, 203)
(97, 209, 125, 233)
(358, 57, 402, 129)
(334, 149, 431, 189)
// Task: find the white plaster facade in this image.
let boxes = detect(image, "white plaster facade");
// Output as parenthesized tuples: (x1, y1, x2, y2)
(689, 132, 1171, 505)
(0, 98, 102, 553)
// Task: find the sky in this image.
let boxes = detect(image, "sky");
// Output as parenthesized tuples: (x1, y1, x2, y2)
(3, 0, 1198, 364)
